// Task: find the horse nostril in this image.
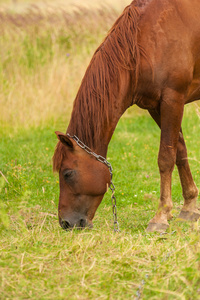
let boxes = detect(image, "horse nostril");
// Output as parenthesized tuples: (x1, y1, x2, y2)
(79, 219, 86, 228)
(61, 220, 71, 230)
(60, 219, 87, 230)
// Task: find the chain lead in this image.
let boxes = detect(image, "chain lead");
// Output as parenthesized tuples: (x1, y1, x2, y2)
(67, 133, 120, 232)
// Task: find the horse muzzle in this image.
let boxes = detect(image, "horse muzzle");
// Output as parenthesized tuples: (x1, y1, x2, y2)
(59, 217, 93, 230)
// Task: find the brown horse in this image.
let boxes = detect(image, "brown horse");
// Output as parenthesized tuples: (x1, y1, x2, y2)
(53, 0, 200, 232)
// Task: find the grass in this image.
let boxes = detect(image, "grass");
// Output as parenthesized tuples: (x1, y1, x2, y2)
(1, 107, 200, 299)
(0, 0, 130, 13)
(0, 1, 200, 299)
(0, 1, 120, 128)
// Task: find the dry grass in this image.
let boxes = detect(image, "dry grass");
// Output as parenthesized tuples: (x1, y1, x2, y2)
(0, 0, 130, 13)
(1, 0, 199, 128)
(0, 2, 122, 128)
(1, 205, 200, 299)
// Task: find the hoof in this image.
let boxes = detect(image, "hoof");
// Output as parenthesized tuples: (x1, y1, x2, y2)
(177, 210, 200, 222)
(146, 222, 169, 233)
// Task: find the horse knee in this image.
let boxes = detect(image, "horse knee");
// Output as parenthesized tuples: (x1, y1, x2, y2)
(158, 147, 176, 174)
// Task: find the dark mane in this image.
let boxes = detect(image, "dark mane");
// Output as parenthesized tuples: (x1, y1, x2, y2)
(67, 1, 144, 148)
(53, 1, 149, 171)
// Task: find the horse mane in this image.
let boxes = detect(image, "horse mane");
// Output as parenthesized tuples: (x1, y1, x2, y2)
(53, 1, 149, 171)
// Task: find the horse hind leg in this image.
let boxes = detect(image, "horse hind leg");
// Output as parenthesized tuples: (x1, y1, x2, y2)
(176, 131, 200, 221)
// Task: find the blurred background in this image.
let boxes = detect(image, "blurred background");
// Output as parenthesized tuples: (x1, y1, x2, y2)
(0, 0, 131, 128)
(1, 0, 130, 11)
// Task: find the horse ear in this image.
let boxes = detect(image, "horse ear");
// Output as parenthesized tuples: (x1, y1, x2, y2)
(55, 131, 73, 149)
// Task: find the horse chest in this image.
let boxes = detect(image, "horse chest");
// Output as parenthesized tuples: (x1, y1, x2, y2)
(136, 94, 160, 110)
(135, 83, 161, 110)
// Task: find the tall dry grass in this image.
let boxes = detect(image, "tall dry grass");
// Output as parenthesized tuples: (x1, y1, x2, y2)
(0, 0, 130, 13)
(0, 3, 121, 128)
(1, 0, 199, 128)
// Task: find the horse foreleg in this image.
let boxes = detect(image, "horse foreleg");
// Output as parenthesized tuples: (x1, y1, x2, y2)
(148, 107, 200, 228)
(176, 132, 199, 221)
(146, 92, 185, 232)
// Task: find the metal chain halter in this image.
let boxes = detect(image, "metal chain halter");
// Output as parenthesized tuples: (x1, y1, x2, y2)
(67, 133, 120, 232)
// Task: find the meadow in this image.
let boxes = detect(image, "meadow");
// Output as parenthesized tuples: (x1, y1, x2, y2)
(0, 1, 200, 299)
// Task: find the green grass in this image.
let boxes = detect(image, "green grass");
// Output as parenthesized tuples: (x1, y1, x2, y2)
(1, 106, 200, 299)
(0, 1, 200, 299)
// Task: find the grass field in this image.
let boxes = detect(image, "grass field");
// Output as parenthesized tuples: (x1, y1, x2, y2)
(0, 1, 200, 299)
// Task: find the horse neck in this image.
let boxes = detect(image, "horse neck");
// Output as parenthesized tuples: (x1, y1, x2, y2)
(67, 70, 133, 158)
(66, 2, 141, 156)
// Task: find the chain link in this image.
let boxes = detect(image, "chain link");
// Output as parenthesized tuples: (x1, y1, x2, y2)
(67, 133, 120, 232)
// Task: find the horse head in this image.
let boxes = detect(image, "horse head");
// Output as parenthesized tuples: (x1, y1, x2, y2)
(53, 132, 111, 230)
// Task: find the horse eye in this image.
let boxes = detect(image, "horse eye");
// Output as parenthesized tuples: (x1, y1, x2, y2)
(63, 169, 74, 181)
